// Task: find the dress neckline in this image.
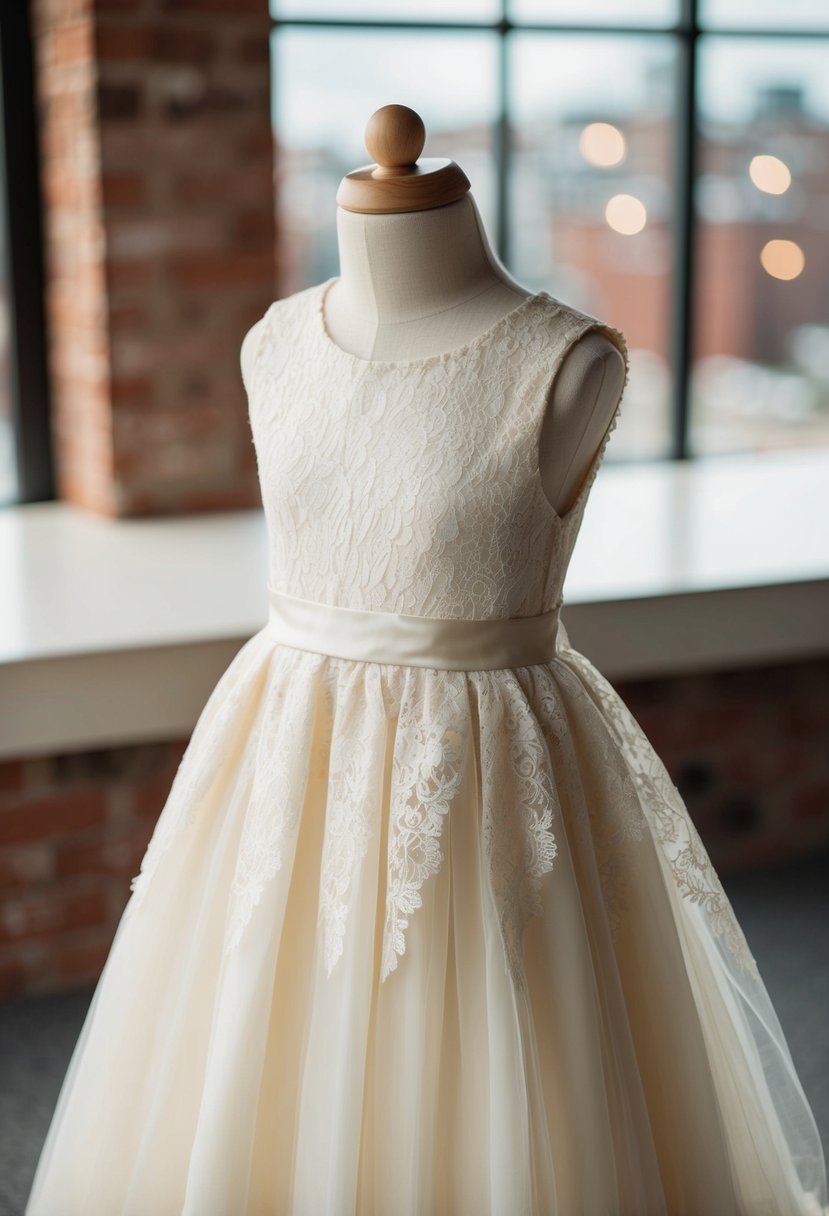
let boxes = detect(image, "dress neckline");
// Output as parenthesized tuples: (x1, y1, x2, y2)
(315, 275, 550, 371)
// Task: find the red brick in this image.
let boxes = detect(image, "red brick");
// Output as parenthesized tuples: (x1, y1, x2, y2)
(161, 83, 255, 122)
(109, 302, 150, 333)
(35, 0, 92, 22)
(95, 23, 153, 60)
(742, 837, 796, 871)
(55, 827, 151, 879)
(55, 936, 114, 982)
(171, 250, 276, 289)
(0, 957, 31, 1000)
(783, 700, 829, 735)
(111, 372, 153, 404)
(172, 168, 235, 204)
(33, 0, 275, 518)
(58, 472, 117, 516)
(236, 32, 270, 66)
(48, 23, 94, 68)
(152, 24, 216, 62)
(0, 856, 28, 892)
(170, 739, 189, 764)
(233, 210, 277, 249)
(0, 887, 108, 944)
(107, 258, 154, 292)
(172, 482, 260, 512)
(233, 125, 274, 159)
(98, 82, 142, 120)
(793, 782, 829, 821)
(161, 0, 266, 12)
(0, 846, 53, 889)
(0, 760, 25, 796)
(101, 170, 147, 208)
(0, 789, 108, 846)
(133, 771, 176, 821)
(172, 166, 273, 205)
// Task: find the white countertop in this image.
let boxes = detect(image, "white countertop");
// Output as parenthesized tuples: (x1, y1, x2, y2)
(2, 446, 827, 757)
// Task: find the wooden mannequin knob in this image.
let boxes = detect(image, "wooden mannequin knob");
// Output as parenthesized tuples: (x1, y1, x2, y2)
(365, 105, 425, 174)
(336, 103, 471, 215)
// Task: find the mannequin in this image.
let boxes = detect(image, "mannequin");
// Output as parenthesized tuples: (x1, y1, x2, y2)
(242, 105, 626, 517)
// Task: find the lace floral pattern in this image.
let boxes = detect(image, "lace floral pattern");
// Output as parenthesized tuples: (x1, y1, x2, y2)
(477, 672, 560, 988)
(559, 640, 760, 978)
(224, 649, 324, 952)
(128, 632, 273, 910)
(318, 663, 387, 975)
(382, 670, 470, 980)
(249, 279, 630, 622)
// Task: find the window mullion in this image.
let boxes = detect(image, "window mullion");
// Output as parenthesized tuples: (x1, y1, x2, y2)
(1, 3, 54, 502)
(495, 6, 510, 265)
(671, 0, 699, 460)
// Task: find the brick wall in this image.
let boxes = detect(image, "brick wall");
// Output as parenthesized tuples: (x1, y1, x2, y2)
(32, 0, 277, 515)
(616, 658, 829, 870)
(1, 655, 828, 1001)
(0, 738, 186, 998)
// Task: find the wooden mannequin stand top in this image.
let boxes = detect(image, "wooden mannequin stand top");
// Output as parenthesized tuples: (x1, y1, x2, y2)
(336, 103, 471, 215)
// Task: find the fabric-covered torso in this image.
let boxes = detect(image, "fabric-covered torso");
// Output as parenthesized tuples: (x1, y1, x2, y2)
(246, 277, 627, 622)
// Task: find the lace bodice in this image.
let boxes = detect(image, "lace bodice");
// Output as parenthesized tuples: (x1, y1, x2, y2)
(245, 278, 629, 621)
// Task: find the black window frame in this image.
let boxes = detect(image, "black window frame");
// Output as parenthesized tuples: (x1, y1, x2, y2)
(271, 0, 829, 462)
(1, 0, 53, 504)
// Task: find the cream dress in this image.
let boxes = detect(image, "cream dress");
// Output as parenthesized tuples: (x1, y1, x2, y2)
(27, 278, 827, 1215)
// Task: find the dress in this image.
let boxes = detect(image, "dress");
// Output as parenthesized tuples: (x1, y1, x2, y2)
(27, 277, 827, 1216)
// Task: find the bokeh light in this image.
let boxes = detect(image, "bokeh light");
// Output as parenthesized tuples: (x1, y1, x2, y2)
(749, 154, 792, 195)
(605, 193, 647, 234)
(579, 121, 626, 167)
(760, 239, 805, 280)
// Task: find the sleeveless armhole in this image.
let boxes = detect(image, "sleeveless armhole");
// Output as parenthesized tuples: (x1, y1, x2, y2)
(531, 310, 631, 524)
(241, 301, 277, 398)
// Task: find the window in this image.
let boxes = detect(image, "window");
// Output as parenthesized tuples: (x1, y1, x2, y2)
(693, 35, 829, 455)
(0, 3, 53, 507)
(270, 1, 829, 463)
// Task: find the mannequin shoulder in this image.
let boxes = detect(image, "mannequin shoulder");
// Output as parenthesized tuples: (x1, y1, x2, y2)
(555, 328, 627, 406)
(239, 283, 318, 391)
(240, 315, 266, 391)
(530, 295, 628, 402)
(240, 313, 270, 394)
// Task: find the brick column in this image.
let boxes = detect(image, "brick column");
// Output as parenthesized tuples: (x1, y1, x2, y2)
(32, 0, 276, 515)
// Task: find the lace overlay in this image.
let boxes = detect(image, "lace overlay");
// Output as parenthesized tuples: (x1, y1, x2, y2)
(478, 672, 560, 988)
(128, 632, 273, 910)
(248, 279, 629, 621)
(559, 638, 760, 978)
(383, 670, 471, 980)
(128, 277, 760, 986)
(224, 650, 324, 952)
(318, 663, 387, 976)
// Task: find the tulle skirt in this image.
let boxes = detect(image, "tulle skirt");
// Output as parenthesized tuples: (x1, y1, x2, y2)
(26, 624, 827, 1215)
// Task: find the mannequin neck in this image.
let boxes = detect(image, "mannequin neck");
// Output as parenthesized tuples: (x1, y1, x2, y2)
(333, 193, 521, 323)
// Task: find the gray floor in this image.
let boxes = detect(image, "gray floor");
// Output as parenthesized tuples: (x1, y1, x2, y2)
(1, 852, 827, 1216)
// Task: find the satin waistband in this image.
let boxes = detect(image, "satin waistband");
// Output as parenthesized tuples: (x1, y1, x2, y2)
(267, 587, 562, 671)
